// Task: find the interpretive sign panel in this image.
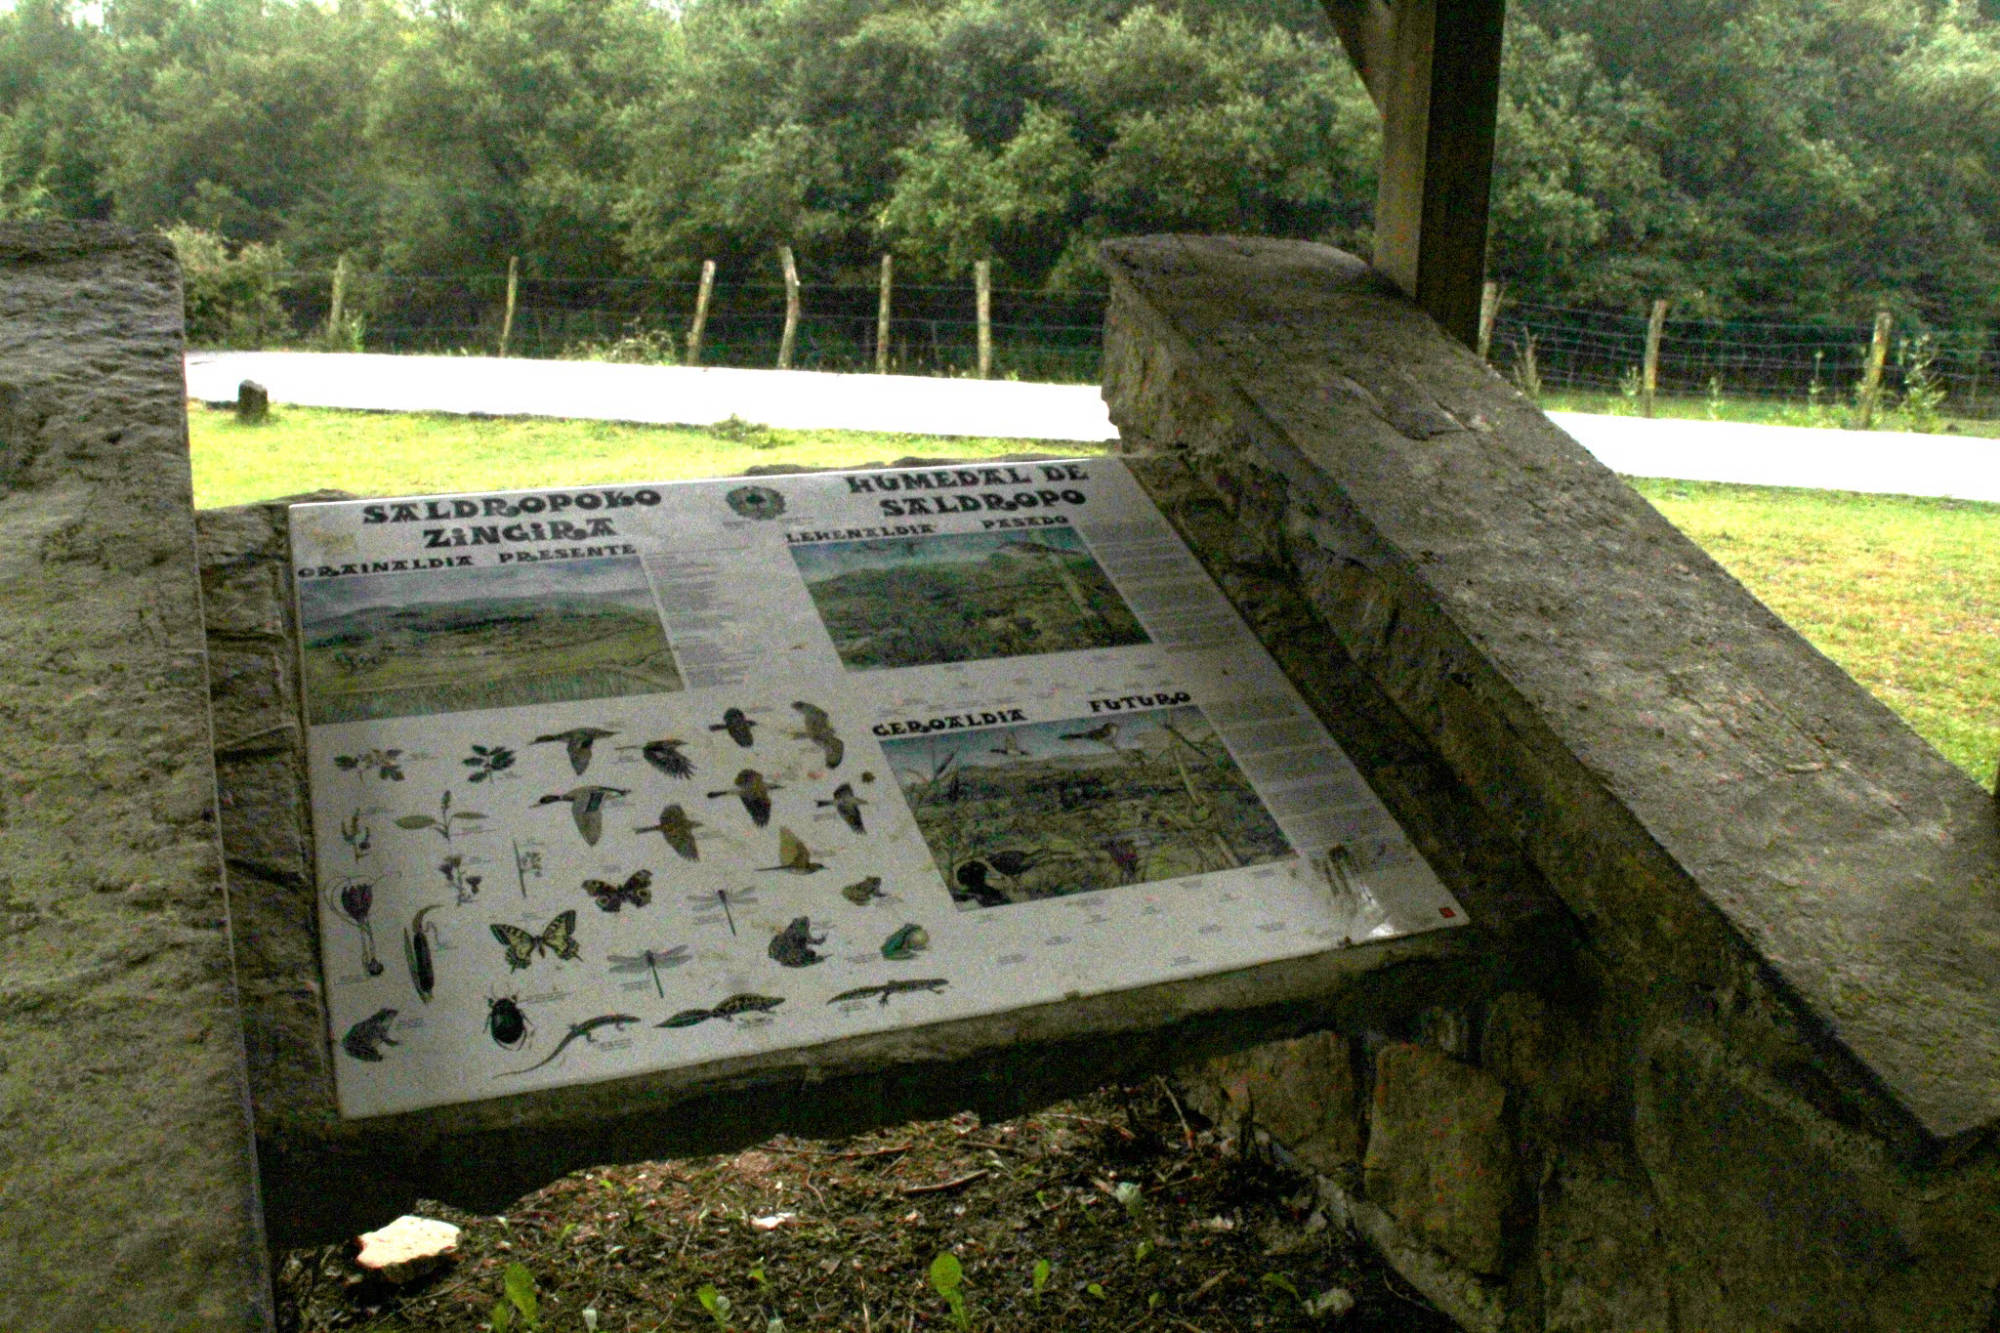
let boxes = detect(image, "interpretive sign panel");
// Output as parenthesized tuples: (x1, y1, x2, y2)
(292, 460, 1468, 1118)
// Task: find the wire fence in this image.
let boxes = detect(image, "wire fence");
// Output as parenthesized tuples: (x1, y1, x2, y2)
(273, 269, 2000, 416)
(1492, 300, 2000, 416)
(279, 270, 1107, 383)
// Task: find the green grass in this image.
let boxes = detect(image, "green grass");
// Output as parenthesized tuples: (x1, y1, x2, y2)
(192, 405, 1998, 787)
(187, 403, 1085, 508)
(1538, 389, 2000, 437)
(1631, 478, 2000, 786)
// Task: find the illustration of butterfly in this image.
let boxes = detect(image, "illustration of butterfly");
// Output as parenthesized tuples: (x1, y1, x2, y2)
(490, 910, 582, 970)
(583, 869, 653, 913)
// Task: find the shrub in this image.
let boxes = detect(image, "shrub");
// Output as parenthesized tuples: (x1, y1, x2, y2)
(163, 224, 293, 348)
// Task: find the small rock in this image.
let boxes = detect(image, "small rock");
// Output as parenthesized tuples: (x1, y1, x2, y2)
(235, 379, 269, 422)
(1305, 1286, 1355, 1319)
(355, 1214, 461, 1284)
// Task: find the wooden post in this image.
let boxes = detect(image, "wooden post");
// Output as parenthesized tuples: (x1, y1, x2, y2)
(975, 259, 993, 380)
(1363, 0, 1506, 348)
(687, 259, 716, 366)
(1476, 279, 1499, 360)
(777, 245, 800, 371)
(876, 253, 893, 375)
(499, 254, 519, 358)
(326, 255, 349, 345)
(1642, 298, 1668, 418)
(1965, 334, 1984, 417)
(1855, 310, 1892, 429)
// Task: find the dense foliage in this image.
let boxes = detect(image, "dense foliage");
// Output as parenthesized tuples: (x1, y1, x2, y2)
(2, 0, 1996, 325)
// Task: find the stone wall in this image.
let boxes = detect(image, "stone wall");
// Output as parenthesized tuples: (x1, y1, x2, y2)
(1100, 235, 2000, 1332)
(0, 223, 270, 1326)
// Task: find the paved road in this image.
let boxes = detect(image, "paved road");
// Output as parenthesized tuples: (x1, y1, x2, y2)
(185, 351, 1119, 443)
(186, 351, 2000, 503)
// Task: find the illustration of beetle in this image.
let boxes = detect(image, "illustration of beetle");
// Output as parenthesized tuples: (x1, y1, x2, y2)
(485, 993, 532, 1050)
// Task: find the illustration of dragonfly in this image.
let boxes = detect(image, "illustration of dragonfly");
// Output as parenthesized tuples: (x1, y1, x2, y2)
(686, 886, 758, 937)
(606, 944, 691, 998)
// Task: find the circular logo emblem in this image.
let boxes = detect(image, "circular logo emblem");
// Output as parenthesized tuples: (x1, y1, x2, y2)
(725, 485, 786, 521)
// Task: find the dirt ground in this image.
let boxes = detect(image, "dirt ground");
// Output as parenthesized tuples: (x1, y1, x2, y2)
(277, 1080, 1457, 1332)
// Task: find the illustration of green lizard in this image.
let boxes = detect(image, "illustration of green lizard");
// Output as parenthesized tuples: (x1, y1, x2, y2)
(494, 1013, 639, 1078)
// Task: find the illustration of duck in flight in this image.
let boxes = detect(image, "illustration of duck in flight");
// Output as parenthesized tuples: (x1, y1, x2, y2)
(534, 785, 629, 846)
(533, 726, 617, 775)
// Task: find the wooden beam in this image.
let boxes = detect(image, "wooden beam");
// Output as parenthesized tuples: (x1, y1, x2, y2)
(1320, 0, 1394, 109)
(1367, 0, 1506, 347)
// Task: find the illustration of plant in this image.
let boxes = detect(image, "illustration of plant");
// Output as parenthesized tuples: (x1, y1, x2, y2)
(395, 789, 486, 843)
(333, 748, 405, 781)
(339, 809, 372, 862)
(512, 839, 542, 899)
(329, 878, 384, 976)
(462, 743, 516, 783)
(437, 853, 483, 904)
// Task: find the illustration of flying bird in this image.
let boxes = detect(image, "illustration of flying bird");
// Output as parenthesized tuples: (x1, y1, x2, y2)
(619, 737, 695, 779)
(708, 768, 781, 826)
(791, 700, 843, 767)
(989, 731, 1029, 758)
(816, 781, 867, 834)
(710, 707, 759, 747)
(534, 785, 629, 846)
(534, 726, 617, 775)
(635, 803, 703, 860)
(757, 826, 827, 875)
(1060, 721, 1120, 748)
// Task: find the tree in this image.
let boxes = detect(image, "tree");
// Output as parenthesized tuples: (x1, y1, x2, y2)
(368, 0, 672, 276)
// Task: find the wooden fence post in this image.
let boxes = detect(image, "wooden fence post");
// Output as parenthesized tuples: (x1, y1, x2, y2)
(777, 245, 800, 370)
(1642, 298, 1668, 418)
(499, 254, 519, 358)
(1476, 279, 1499, 361)
(1855, 310, 1893, 429)
(686, 259, 715, 366)
(975, 260, 993, 380)
(326, 254, 349, 346)
(876, 253, 893, 375)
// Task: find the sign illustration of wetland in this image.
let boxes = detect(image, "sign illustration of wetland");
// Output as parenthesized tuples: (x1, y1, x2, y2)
(299, 556, 681, 724)
(790, 526, 1147, 671)
(882, 705, 1292, 908)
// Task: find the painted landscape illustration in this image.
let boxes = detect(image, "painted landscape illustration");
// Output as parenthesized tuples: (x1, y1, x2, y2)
(882, 705, 1291, 909)
(789, 526, 1148, 670)
(299, 556, 681, 724)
